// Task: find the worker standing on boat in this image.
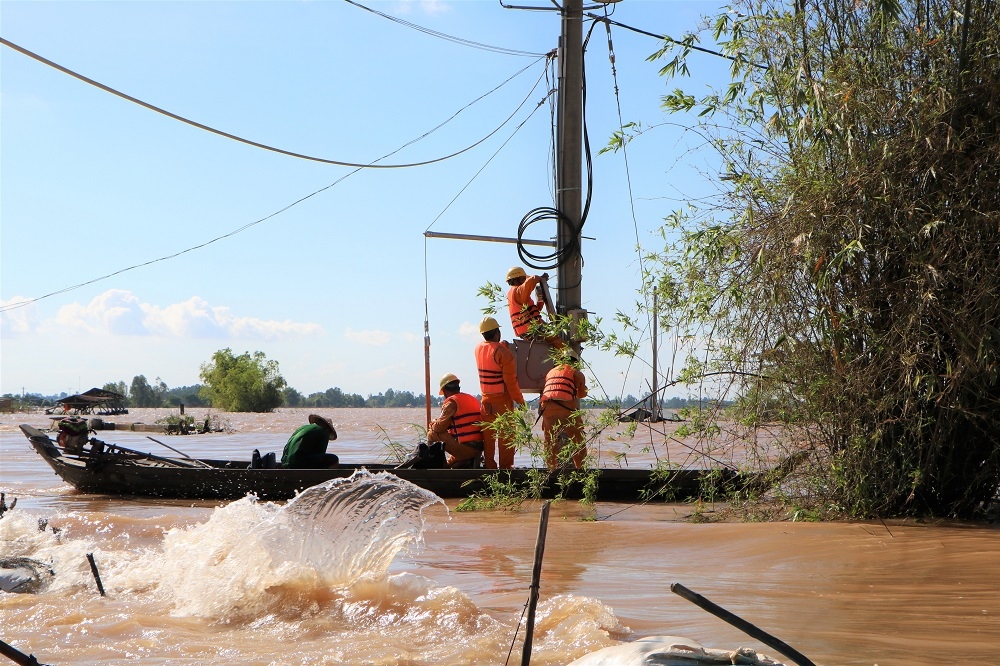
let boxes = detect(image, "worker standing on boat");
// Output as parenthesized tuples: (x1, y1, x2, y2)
(539, 354, 588, 469)
(426, 374, 485, 468)
(281, 414, 339, 468)
(476, 316, 526, 469)
(505, 266, 565, 348)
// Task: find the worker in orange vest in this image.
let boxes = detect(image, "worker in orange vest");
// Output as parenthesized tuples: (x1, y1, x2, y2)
(475, 316, 526, 469)
(505, 266, 565, 348)
(539, 354, 589, 469)
(427, 374, 485, 468)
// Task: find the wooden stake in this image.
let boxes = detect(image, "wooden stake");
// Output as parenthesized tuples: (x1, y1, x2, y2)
(0, 638, 49, 666)
(86, 552, 106, 596)
(520, 501, 551, 666)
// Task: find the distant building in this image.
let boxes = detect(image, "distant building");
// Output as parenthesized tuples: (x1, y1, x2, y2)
(55, 388, 128, 415)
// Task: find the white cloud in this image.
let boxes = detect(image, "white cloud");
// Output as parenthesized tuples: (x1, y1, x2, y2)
(145, 296, 322, 339)
(49, 290, 322, 339)
(458, 320, 480, 341)
(390, 0, 450, 15)
(0, 297, 39, 337)
(345, 328, 392, 347)
(54, 289, 146, 335)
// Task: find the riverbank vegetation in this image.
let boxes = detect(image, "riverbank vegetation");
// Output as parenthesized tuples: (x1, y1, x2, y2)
(608, 0, 1000, 520)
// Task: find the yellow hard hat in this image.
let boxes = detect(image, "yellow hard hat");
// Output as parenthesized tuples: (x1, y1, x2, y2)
(439, 373, 460, 394)
(479, 316, 501, 334)
(506, 266, 527, 281)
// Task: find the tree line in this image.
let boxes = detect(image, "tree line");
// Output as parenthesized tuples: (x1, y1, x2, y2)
(4, 346, 712, 413)
(2, 348, 441, 411)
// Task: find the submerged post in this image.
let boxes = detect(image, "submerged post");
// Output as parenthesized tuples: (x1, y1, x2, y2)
(670, 583, 816, 666)
(0, 639, 48, 666)
(86, 552, 106, 596)
(521, 500, 551, 665)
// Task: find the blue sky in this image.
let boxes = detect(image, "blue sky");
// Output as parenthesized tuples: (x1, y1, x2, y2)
(1, 0, 730, 400)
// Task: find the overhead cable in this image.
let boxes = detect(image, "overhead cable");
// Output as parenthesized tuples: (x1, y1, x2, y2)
(603, 14, 656, 407)
(0, 36, 545, 168)
(425, 68, 554, 233)
(0, 59, 554, 313)
(344, 0, 545, 57)
(584, 13, 768, 70)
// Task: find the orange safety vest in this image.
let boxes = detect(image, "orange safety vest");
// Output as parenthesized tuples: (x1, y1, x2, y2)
(476, 341, 508, 396)
(542, 366, 577, 403)
(507, 287, 544, 338)
(446, 392, 484, 444)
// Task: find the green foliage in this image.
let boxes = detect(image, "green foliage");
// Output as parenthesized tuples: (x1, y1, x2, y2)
(456, 471, 538, 511)
(374, 424, 418, 465)
(198, 348, 286, 413)
(366, 388, 429, 408)
(638, 0, 1000, 518)
(128, 375, 167, 408)
(476, 281, 505, 314)
(102, 381, 128, 398)
(154, 413, 206, 434)
(282, 387, 303, 407)
(169, 385, 207, 408)
(304, 387, 367, 408)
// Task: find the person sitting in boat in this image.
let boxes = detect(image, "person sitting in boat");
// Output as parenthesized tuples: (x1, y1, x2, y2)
(56, 416, 90, 454)
(280, 414, 339, 469)
(539, 353, 588, 469)
(505, 266, 565, 348)
(427, 374, 484, 468)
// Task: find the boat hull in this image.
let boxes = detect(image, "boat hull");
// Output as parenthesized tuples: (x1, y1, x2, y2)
(19, 424, 729, 502)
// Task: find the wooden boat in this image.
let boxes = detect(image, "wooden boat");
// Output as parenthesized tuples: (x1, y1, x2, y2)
(19, 424, 740, 502)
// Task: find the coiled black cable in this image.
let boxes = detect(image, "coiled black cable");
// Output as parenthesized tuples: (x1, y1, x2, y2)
(516, 206, 579, 270)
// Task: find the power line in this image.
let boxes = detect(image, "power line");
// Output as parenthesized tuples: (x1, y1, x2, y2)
(1, 58, 555, 314)
(0, 36, 547, 168)
(584, 13, 768, 70)
(344, 0, 546, 57)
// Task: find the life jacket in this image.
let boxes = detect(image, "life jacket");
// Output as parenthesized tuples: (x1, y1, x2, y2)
(507, 286, 544, 338)
(445, 393, 484, 445)
(542, 366, 577, 404)
(476, 341, 509, 395)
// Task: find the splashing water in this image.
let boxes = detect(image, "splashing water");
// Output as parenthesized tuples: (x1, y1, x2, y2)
(271, 470, 445, 584)
(154, 470, 446, 619)
(1, 471, 635, 664)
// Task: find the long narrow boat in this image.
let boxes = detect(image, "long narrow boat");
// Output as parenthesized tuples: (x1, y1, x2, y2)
(19, 424, 739, 502)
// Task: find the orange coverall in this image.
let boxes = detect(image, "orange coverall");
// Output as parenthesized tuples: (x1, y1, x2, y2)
(539, 364, 589, 468)
(476, 340, 525, 469)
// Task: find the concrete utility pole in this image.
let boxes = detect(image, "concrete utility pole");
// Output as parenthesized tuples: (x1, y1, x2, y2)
(556, 0, 584, 328)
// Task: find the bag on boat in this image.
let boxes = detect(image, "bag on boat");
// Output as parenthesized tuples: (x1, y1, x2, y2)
(57, 417, 89, 454)
(396, 441, 448, 469)
(249, 449, 279, 469)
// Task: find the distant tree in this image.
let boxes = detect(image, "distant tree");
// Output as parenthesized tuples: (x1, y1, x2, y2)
(282, 387, 303, 407)
(305, 387, 366, 408)
(164, 384, 207, 408)
(102, 381, 129, 399)
(199, 348, 286, 413)
(129, 375, 167, 407)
